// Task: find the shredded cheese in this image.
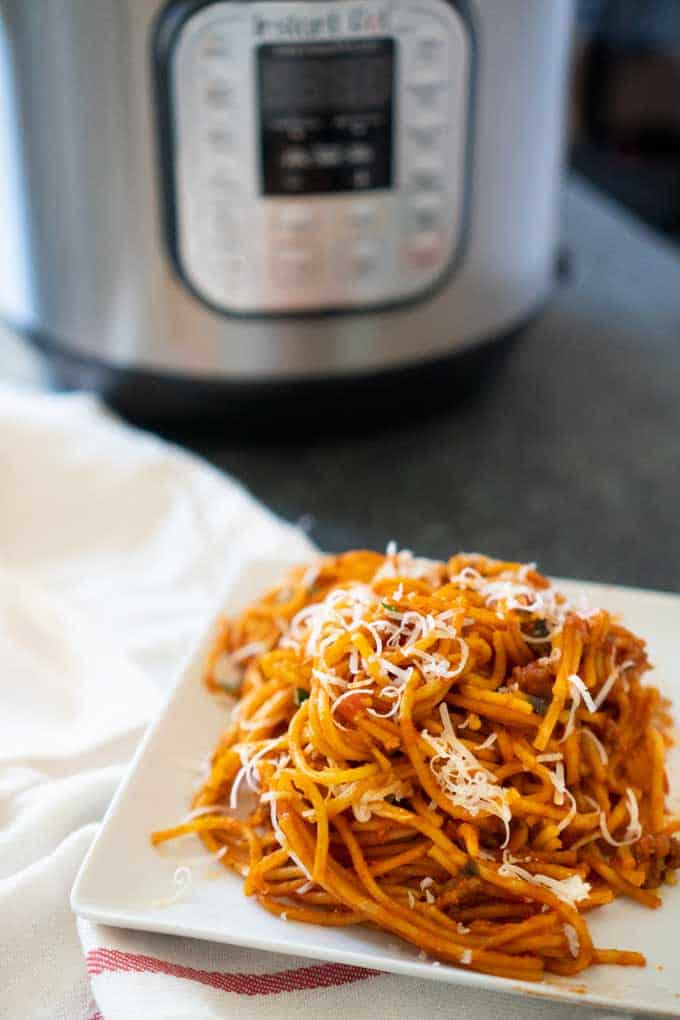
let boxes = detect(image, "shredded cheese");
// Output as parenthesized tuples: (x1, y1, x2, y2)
(182, 804, 230, 822)
(374, 543, 444, 585)
(562, 661, 635, 740)
(447, 565, 581, 637)
(351, 779, 413, 823)
(600, 788, 642, 847)
(552, 761, 566, 806)
(498, 853, 591, 906)
(214, 641, 269, 690)
(581, 727, 609, 765)
(564, 923, 580, 958)
(269, 796, 312, 881)
(542, 758, 577, 834)
(423, 705, 512, 844)
(152, 865, 193, 909)
(229, 739, 281, 809)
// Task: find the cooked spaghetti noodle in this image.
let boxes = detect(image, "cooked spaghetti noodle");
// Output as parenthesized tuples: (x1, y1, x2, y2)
(152, 548, 680, 980)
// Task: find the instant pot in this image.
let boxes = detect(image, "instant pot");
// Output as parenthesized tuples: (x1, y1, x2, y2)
(0, 0, 574, 419)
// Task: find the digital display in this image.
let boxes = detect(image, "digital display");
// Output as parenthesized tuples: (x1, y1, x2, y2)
(258, 38, 395, 195)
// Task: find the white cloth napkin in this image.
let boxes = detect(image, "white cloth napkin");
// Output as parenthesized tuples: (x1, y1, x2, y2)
(0, 386, 588, 1020)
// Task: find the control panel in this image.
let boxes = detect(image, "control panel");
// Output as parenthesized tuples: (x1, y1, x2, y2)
(167, 0, 471, 313)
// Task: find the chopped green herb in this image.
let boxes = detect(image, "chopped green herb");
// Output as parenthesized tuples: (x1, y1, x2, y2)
(526, 693, 550, 716)
(217, 679, 241, 695)
(382, 601, 400, 612)
(294, 687, 310, 706)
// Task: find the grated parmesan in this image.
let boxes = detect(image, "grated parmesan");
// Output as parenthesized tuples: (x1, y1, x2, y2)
(229, 739, 281, 809)
(374, 543, 444, 586)
(562, 661, 634, 741)
(181, 803, 230, 822)
(549, 766, 577, 835)
(152, 866, 193, 909)
(497, 853, 590, 906)
(581, 726, 608, 765)
(422, 705, 512, 845)
(269, 797, 312, 881)
(350, 778, 413, 823)
(564, 924, 580, 958)
(599, 788, 642, 847)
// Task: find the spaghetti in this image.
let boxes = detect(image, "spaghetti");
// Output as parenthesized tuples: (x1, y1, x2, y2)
(152, 548, 680, 980)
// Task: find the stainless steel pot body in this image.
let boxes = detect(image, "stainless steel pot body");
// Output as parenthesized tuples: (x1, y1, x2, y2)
(0, 0, 574, 384)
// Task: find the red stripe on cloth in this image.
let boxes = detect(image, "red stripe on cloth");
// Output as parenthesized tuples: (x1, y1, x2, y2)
(87, 948, 379, 996)
(88, 1012, 102, 1020)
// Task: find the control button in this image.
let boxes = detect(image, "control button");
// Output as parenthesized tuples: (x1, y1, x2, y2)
(272, 204, 317, 233)
(205, 164, 240, 192)
(270, 248, 319, 289)
(287, 125, 307, 142)
(410, 110, 446, 131)
(205, 126, 234, 150)
(415, 35, 446, 66)
(346, 242, 381, 280)
(352, 168, 373, 189)
(200, 33, 230, 60)
(345, 201, 383, 235)
(408, 79, 445, 107)
(312, 144, 343, 168)
(409, 194, 444, 234)
(404, 231, 446, 271)
(204, 79, 235, 109)
(408, 123, 442, 149)
(281, 147, 311, 170)
(410, 163, 445, 192)
(280, 172, 305, 192)
(346, 143, 374, 165)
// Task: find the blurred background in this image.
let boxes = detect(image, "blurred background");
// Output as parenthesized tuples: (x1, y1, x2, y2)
(573, 0, 680, 241)
(2, 0, 679, 592)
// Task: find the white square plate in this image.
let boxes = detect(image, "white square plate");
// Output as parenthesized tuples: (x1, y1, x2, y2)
(72, 562, 680, 1016)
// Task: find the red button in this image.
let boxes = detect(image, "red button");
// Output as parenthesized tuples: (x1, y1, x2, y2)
(404, 232, 445, 270)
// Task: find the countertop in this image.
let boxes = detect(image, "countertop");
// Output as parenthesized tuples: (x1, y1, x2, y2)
(3, 175, 680, 592)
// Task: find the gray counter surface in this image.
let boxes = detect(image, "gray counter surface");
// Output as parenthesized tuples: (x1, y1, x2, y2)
(186, 177, 680, 592)
(3, 176, 680, 592)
